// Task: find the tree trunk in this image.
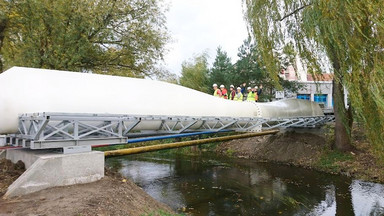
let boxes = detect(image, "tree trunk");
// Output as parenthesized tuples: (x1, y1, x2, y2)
(332, 73, 353, 151)
(328, 44, 353, 152)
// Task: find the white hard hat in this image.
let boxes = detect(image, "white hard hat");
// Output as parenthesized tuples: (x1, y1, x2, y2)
(247, 87, 251, 90)
(237, 87, 241, 90)
(230, 85, 234, 88)
(254, 86, 258, 89)
(213, 83, 218, 87)
(220, 84, 225, 88)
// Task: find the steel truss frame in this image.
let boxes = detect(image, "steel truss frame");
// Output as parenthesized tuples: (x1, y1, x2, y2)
(8, 112, 335, 149)
(264, 115, 335, 129)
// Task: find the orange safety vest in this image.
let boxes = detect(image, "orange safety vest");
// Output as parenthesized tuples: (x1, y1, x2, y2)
(213, 89, 222, 97)
(221, 89, 228, 99)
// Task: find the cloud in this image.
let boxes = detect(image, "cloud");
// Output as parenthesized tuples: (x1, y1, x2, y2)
(164, 0, 249, 75)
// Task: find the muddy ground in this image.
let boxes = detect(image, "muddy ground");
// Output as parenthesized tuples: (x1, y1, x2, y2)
(216, 131, 325, 165)
(215, 128, 384, 183)
(0, 159, 25, 197)
(0, 162, 173, 216)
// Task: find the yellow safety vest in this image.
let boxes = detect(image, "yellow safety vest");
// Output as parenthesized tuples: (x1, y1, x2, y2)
(213, 89, 221, 97)
(234, 93, 243, 101)
(247, 92, 255, 102)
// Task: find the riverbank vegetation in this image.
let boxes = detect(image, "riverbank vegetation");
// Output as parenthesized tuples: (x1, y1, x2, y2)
(94, 131, 236, 153)
(315, 126, 384, 182)
(100, 124, 384, 183)
(215, 126, 384, 183)
(243, 0, 384, 159)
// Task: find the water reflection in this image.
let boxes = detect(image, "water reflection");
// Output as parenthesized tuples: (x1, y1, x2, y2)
(352, 180, 384, 216)
(107, 154, 384, 216)
(307, 186, 336, 215)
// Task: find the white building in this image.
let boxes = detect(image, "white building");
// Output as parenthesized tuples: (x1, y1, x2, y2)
(280, 65, 334, 111)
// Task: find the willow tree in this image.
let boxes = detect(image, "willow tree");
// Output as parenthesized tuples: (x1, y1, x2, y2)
(0, 0, 170, 77)
(244, 0, 384, 155)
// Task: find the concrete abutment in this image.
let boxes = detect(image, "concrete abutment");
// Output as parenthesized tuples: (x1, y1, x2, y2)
(4, 149, 104, 198)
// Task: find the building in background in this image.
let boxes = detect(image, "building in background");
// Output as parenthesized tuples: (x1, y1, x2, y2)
(279, 65, 334, 113)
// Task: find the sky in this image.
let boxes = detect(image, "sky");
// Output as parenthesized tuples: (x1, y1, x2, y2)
(163, 0, 249, 76)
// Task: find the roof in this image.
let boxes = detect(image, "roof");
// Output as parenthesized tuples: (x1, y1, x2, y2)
(307, 73, 333, 81)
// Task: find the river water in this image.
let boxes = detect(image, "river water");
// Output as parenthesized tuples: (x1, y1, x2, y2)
(107, 153, 384, 216)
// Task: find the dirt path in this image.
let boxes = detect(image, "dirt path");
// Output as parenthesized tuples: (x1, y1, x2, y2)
(0, 166, 173, 216)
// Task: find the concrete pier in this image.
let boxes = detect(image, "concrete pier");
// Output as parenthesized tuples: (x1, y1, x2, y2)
(4, 149, 104, 198)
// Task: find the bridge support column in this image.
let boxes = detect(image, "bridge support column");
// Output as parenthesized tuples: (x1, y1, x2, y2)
(4, 149, 104, 198)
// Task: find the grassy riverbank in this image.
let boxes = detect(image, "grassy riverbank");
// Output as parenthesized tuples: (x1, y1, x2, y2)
(215, 126, 384, 183)
(314, 132, 384, 182)
(97, 125, 384, 183)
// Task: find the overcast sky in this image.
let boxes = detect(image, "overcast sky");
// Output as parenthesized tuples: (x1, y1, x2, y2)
(163, 0, 249, 76)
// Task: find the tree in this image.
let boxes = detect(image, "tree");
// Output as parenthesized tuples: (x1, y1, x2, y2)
(208, 46, 233, 87)
(179, 53, 210, 94)
(202, 38, 302, 101)
(0, 0, 9, 72)
(244, 0, 384, 154)
(232, 37, 265, 87)
(158, 70, 179, 84)
(279, 42, 296, 70)
(0, 0, 170, 77)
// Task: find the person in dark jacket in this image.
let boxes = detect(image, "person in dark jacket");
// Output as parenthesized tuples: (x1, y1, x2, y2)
(257, 84, 263, 96)
(240, 83, 246, 95)
(228, 85, 236, 100)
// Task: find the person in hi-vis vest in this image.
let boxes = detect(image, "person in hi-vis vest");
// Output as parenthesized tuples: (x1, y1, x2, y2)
(212, 83, 222, 98)
(246, 87, 255, 102)
(228, 85, 236, 100)
(220, 85, 228, 99)
(254, 86, 259, 102)
(234, 87, 243, 101)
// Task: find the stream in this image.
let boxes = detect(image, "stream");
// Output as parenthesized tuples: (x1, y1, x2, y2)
(107, 153, 384, 216)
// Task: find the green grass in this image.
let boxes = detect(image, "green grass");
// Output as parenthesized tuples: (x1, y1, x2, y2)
(226, 148, 235, 157)
(316, 150, 354, 172)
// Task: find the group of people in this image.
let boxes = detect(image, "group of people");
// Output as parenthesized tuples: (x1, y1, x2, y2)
(212, 83, 263, 102)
